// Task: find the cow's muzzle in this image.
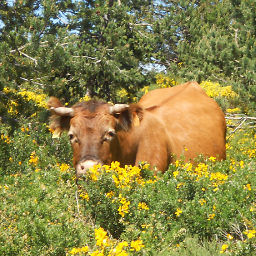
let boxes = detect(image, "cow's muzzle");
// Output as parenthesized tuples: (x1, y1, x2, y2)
(76, 160, 101, 179)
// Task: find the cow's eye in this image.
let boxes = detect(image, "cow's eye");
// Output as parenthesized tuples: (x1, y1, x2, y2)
(68, 132, 75, 142)
(103, 129, 116, 142)
(108, 130, 116, 137)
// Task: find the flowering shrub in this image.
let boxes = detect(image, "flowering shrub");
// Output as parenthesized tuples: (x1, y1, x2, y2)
(155, 73, 178, 88)
(1, 86, 47, 120)
(200, 81, 238, 99)
(0, 81, 255, 255)
(68, 227, 144, 255)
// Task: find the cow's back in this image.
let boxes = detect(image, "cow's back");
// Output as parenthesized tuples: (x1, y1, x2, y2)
(139, 82, 226, 161)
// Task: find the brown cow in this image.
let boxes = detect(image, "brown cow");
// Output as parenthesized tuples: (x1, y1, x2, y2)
(48, 82, 226, 179)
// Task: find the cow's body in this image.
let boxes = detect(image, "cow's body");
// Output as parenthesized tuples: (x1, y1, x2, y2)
(49, 82, 226, 179)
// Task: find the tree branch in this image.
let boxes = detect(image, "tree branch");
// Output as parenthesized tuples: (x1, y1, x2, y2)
(19, 51, 38, 65)
(19, 77, 44, 87)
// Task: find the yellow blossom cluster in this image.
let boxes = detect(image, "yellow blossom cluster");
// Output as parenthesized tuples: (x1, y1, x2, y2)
(68, 227, 144, 256)
(28, 151, 38, 166)
(200, 81, 238, 99)
(226, 107, 241, 114)
(118, 196, 131, 217)
(57, 163, 70, 173)
(174, 158, 230, 194)
(116, 88, 128, 100)
(95, 227, 110, 247)
(69, 246, 89, 255)
(220, 244, 228, 253)
(3, 87, 47, 112)
(1, 134, 11, 144)
(244, 229, 256, 239)
(87, 164, 102, 181)
(6, 100, 18, 115)
(108, 161, 146, 188)
(155, 74, 178, 88)
(79, 192, 89, 201)
(18, 90, 47, 108)
(138, 202, 149, 211)
(210, 172, 228, 184)
(130, 239, 145, 251)
(79, 95, 91, 102)
(175, 208, 182, 217)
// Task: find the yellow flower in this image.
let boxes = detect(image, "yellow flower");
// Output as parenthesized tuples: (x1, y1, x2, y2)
(200, 81, 238, 99)
(111, 241, 129, 255)
(69, 247, 81, 255)
(173, 171, 179, 178)
(210, 172, 228, 183)
(138, 202, 149, 211)
(130, 239, 144, 251)
(176, 183, 184, 190)
(226, 107, 241, 113)
(209, 156, 216, 162)
(207, 213, 215, 220)
(81, 246, 89, 253)
(106, 191, 114, 198)
(244, 184, 252, 191)
(95, 227, 109, 247)
(58, 163, 70, 172)
(199, 199, 206, 205)
(79, 192, 89, 201)
(91, 250, 104, 256)
(29, 152, 38, 165)
(220, 244, 228, 253)
(227, 234, 233, 240)
(175, 208, 182, 217)
(244, 230, 256, 239)
(79, 95, 91, 102)
(118, 198, 130, 217)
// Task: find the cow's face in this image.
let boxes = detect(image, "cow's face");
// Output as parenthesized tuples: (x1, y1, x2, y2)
(68, 109, 117, 178)
(48, 98, 143, 179)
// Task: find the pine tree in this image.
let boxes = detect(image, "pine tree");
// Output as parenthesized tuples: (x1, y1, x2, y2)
(0, 0, 158, 105)
(153, 0, 256, 105)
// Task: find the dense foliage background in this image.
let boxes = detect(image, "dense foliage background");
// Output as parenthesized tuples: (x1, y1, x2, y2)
(0, 0, 255, 105)
(0, 0, 256, 255)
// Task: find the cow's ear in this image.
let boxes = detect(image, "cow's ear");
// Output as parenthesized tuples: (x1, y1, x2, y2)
(48, 97, 64, 109)
(110, 104, 143, 131)
(48, 97, 72, 138)
(129, 104, 143, 127)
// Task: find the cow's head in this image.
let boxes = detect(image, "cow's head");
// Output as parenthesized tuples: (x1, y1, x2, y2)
(48, 97, 143, 179)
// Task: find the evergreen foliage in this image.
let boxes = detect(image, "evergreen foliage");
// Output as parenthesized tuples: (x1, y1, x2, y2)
(0, 0, 255, 108)
(154, 0, 256, 104)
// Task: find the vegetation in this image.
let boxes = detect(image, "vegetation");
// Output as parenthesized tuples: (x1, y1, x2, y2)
(0, 0, 256, 255)
(0, 0, 255, 105)
(1, 76, 256, 255)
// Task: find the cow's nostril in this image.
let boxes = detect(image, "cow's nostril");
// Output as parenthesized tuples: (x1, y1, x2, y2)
(76, 160, 101, 179)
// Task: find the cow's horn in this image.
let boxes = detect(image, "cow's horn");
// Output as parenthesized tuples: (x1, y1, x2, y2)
(51, 107, 74, 116)
(109, 104, 129, 114)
